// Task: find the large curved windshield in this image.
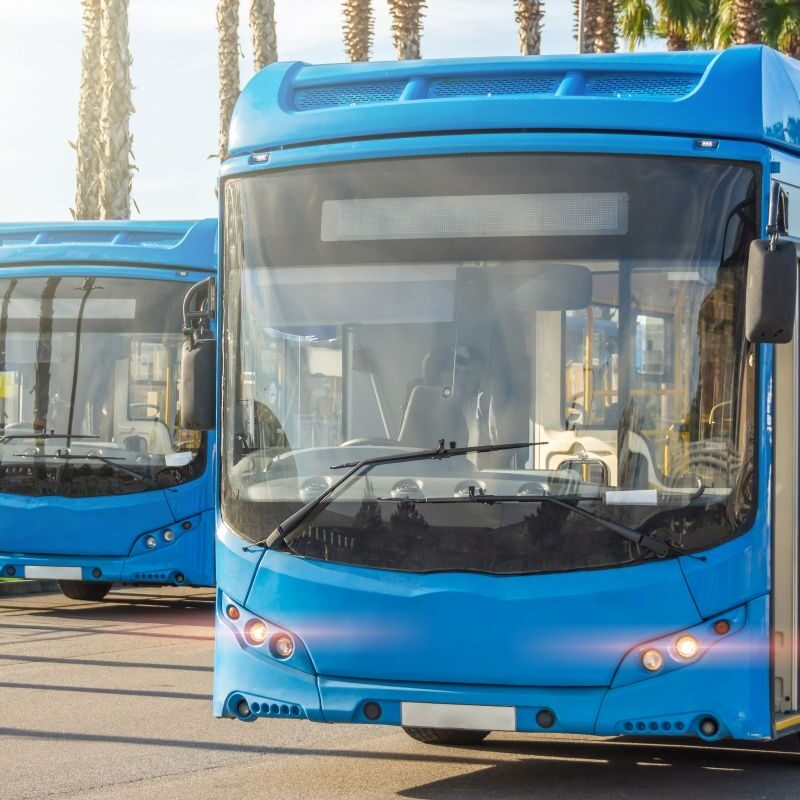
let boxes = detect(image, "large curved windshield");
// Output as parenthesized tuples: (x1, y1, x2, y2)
(0, 275, 204, 497)
(222, 153, 758, 574)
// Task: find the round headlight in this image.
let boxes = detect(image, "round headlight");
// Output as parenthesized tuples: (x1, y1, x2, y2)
(675, 635, 700, 660)
(163, 529, 175, 543)
(271, 633, 294, 659)
(144, 536, 157, 549)
(641, 648, 663, 672)
(244, 619, 269, 646)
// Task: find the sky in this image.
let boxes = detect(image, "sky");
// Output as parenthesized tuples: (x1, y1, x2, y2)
(0, 1, 654, 222)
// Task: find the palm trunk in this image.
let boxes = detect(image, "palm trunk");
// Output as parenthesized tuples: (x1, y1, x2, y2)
(593, 0, 618, 52)
(388, 0, 426, 60)
(343, 0, 373, 62)
(515, 0, 544, 55)
(575, 0, 599, 52)
(98, 0, 134, 220)
(733, 0, 761, 44)
(250, 0, 278, 72)
(666, 27, 690, 50)
(74, 0, 102, 220)
(217, 0, 240, 161)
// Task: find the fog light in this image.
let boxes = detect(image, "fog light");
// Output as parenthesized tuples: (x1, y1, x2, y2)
(642, 649, 663, 672)
(244, 619, 269, 646)
(714, 619, 730, 635)
(163, 529, 175, 543)
(236, 699, 251, 717)
(226, 604, 240, 620)
(675, 635, 699, 660)
(144, 536, 157, 549)
(699, 717, 719, 737)
(271, 633, 294, 659)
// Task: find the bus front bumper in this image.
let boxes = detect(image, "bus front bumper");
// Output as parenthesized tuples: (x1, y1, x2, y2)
(0, 510, 213, 587)
(214, 593, 773, 742)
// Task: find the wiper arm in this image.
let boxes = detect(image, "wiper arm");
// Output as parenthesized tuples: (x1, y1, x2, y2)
(248, 438, 545, 552)
(418, 492, 704, 560)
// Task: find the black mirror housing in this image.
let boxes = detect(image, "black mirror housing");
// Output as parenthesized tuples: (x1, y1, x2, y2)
(745, 239, 797, 344)
(181, 337, 216, 431)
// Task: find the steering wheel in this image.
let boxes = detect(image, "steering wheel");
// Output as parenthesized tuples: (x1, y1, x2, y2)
(339, 437, 403, 447)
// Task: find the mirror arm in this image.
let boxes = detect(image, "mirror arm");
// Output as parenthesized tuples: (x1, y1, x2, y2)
(182, 277, 216, 342)
(767, 182, 788, 252)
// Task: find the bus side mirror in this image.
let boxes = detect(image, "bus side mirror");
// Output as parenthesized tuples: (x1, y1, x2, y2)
(180, 277, 216, 431)
(745, 239, 797, 344)
(181, 337, 216, 430)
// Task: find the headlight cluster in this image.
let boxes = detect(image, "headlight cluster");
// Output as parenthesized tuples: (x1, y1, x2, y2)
(226, 603, 295, 660)
(640, 626, 723, 673)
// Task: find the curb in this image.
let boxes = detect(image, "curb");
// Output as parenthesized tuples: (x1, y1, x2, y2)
(0, 579, 60, 596)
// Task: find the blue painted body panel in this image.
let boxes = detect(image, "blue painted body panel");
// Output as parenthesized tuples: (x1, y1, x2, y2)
(214, 51, 790, 739)
(0, 220, 218, 588)
(228, 47, 800, 159)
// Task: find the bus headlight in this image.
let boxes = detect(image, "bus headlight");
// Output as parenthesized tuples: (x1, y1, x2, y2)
(270, 633, 294, 659)
(641, 649, 663, 672)
(244, 619, 269, 646)
(675, 635, 699, 659)
(144, 536, 157, 549)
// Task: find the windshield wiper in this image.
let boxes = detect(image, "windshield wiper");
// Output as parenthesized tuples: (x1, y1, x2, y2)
(248, 438, 545, 551)
(417, 492, 704, 560)
(0, 433, 99, 443)
(15, 451, 160, 489)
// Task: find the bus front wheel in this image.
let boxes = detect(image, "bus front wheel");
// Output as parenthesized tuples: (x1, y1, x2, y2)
(403, 727, 490, 746)
(58, 581, 113, 601)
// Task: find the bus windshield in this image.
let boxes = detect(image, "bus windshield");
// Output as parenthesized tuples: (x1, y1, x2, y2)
(221, 153, 758, 574)
(0, 275, 203, 497)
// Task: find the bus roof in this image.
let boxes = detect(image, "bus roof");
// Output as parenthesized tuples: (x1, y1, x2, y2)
(228, 45, 800, 157)
(0, 218, 217, 271)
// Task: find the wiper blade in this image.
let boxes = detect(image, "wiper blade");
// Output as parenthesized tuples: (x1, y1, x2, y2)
(0, 433, 99, 443)
(248, 438, 545, 551)
(416, 492, 703, 560)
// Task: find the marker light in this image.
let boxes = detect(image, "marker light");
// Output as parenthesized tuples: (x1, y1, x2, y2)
(714, 619, 730, 635)
(163, 529, 175, 543)
(271, 633, 294, 659)
(244, 619, 269, 646)
(675, 635, 700, 659)
(226, 604, 240, 621)
(642, 649, 664, 672)
(144, 536, 157, 549)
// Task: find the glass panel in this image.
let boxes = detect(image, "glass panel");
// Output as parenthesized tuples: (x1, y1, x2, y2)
(221, 153, 758, 574)
(0, 275, 204, 497)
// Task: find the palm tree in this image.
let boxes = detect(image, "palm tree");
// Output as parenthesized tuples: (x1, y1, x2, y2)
(575, 0, 600, 52)
(595, 0, 619, 51)
(732, 0, 762, 42)
(73, 0, 102, 220)
(250, 0, 278, 72)
(217, 0, 240, 161)
(516, 0, 544, 55)
(388, 0, 426, 60)
(98, 0, 134, 220)
(618, 0, 704, 50)
(764, 0, 800, 55)
(343, 0, 374, 61)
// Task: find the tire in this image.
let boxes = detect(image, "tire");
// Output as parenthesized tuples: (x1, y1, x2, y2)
(58, 580, 113, 601)
(403, 727, 490, 746)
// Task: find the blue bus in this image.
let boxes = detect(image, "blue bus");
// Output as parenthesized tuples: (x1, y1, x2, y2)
(197, 46, 800, 744)
(0, 219, 217, 600)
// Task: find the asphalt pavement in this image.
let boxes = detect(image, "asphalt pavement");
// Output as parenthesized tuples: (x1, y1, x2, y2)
(1, 587, 799, 800)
